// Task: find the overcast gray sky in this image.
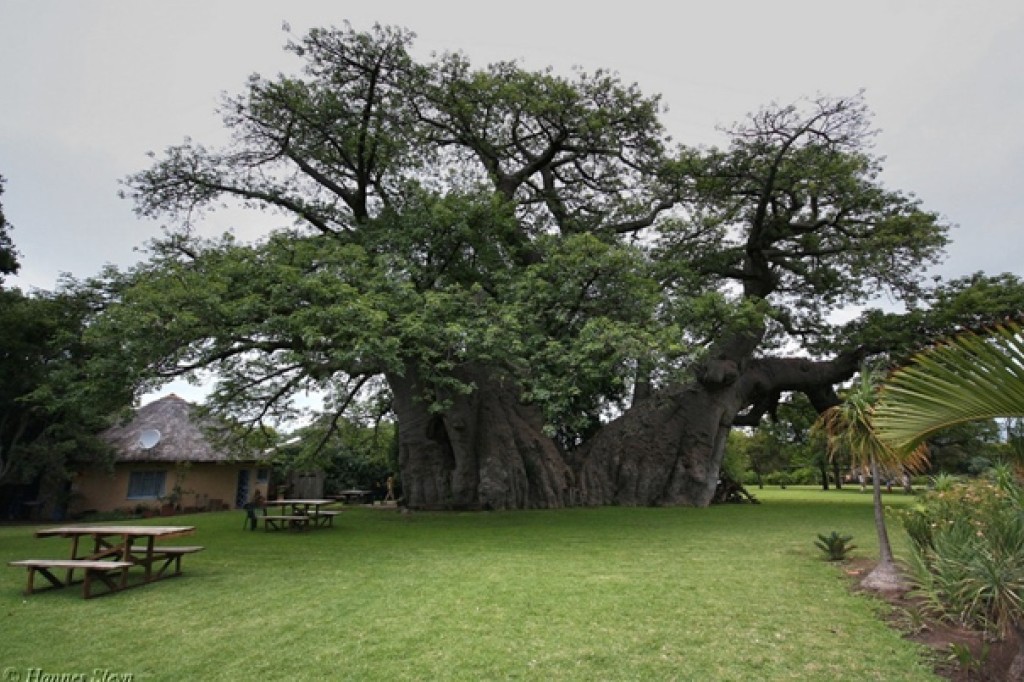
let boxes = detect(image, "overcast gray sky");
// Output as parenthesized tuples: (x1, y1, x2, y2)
(2, 1, 1023, 402)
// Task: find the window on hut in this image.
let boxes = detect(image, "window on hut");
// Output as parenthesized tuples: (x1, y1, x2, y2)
(127, 471, 166, 499)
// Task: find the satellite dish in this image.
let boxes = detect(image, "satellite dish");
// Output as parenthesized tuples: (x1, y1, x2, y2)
(139, 429, 162, 449)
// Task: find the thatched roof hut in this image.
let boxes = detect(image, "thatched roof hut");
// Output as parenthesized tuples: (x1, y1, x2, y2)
(101, 394, 257, 463)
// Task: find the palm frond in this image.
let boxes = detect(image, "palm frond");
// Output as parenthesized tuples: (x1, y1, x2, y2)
(814, 369, 929, 473)
(875, 323, 1024, 451)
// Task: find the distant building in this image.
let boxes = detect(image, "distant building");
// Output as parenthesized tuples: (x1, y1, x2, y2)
(70, 394, 270, 516)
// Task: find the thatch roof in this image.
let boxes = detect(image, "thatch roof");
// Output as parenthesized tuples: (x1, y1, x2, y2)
(101, 394, 262, 463)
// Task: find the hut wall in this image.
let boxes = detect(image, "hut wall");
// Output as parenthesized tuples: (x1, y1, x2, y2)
(71, 462, 269, 515)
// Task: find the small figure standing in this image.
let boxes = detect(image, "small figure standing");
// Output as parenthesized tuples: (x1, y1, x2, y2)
(246, 489, 265, 531)
(384, 476, 395, 503)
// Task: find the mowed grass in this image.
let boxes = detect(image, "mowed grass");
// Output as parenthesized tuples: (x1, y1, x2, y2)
(0, 488, 939, 681)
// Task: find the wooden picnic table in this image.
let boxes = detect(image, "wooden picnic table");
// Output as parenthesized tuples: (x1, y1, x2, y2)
(260, 499, 340, 531)
(9, 525, 203, 598)
(332, 489, 374, 505)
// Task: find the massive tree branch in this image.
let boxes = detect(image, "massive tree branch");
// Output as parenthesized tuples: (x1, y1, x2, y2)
(732, 348, 868, 425)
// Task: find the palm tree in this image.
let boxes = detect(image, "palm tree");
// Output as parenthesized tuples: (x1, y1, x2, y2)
(814, 369, 928, 592)
(873, 322, 1024, 452)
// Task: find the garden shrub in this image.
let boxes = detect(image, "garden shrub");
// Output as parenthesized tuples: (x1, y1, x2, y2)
(740, 469, 760, 486)
(900, 473, 1024, 638)
(763, 471, 791, 487)
(967, 456, 994, 476)
(754, 468, 825, 487)
(789, 467, 821, 485)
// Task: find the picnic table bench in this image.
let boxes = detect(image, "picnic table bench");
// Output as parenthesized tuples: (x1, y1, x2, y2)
(308, 510, 342, 528)
(9, 559, 134, 599)
(8, 525, 202, 599)
(129, 545, 205, 579)
(262, 515, 311, 531)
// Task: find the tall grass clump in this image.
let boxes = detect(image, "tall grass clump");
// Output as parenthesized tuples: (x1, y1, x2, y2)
(900, 465, 1024, 653)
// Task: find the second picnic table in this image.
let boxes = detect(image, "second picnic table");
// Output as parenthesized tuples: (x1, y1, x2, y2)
(259, 498, 340, 531)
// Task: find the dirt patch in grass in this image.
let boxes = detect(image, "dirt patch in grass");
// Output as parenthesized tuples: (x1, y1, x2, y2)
(842, 558, 1020, 681)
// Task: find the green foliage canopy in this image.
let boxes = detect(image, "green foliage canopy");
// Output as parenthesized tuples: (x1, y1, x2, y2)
(105, 24, 953, 441)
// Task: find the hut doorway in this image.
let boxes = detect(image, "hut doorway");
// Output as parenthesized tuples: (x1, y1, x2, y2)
(234, 470, 250, 509)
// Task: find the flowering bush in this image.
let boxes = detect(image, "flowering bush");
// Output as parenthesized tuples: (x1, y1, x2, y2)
(900, 469, 1024, 638)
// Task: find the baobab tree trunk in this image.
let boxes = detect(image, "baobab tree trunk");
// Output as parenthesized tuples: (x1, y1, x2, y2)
(572, 329, 765, 506)
(388, 366, 573, 510)
(389, 349, 863, 510)
(574, 353, 864, 506)
(573, 382, 747, 506)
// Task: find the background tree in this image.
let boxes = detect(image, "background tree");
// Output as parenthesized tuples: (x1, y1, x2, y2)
(731, 428, 783, 489)
(0, 180, 134, 506)
(762, 394, 838, 489)
(0, 281, 133, 497)
(290, 417, 397, 498)
(728, 397, 826, 490)
(264, 393, 397, 498)
(0, 173, 20, 284)
(922, 420, 1002, 475)
(1002, 418, 1024, 467)
(107, 24, 980, 509)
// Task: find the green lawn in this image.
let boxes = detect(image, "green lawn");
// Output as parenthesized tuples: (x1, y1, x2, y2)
(0, 488, 940, 681)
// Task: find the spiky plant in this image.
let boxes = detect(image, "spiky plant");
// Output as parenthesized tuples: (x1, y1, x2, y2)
(815, 531, 857, 561)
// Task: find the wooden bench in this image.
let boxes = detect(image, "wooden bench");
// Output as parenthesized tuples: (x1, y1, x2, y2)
(130, 545, 205, 579)
(308, 510, 342, 528)
(9, 559, 134, 599)
(262, 515, 311, 531)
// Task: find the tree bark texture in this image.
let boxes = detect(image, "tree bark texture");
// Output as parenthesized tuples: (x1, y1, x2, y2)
(573, 383, 737, 506)
(858, 455, 906, 594)
(388, 366, 573, 510)
(575, 354, 862, 506)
